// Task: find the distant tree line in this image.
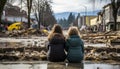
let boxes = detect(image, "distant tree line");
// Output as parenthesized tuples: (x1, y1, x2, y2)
(58, 13, 80, 29)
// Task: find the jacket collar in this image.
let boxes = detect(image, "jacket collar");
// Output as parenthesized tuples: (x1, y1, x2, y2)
(70, 35, 80, 38)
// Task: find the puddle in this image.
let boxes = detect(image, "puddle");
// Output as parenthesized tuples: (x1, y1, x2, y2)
(84, 64, 120, 69)
(0, 62, 120, 69)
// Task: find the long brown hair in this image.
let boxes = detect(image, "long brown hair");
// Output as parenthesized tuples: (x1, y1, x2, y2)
(48, 24, 63, 40)
(67, 26, 81, 38)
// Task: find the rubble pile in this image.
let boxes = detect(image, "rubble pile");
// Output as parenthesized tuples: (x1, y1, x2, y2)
(0, 31, 119, 62)
(111, 37, 120, 46)
(0, 46, 48, 61)
(5, 28, 49, 37)
(85, 46, 120, 61)
(82, 31, 120, 46)
(0, 45, 120, 62)
(0, 40, 49, 61)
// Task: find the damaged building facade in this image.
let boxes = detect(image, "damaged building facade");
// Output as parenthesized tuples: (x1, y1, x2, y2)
(2, 3, 27, 22)
(97, 4, 120, 32)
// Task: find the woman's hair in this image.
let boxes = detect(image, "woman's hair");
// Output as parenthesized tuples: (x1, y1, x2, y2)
(67, 26, 81, 38)
(48, 24, 63, 40)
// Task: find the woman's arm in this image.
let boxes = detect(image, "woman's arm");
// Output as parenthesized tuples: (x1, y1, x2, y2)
(65, 39, 70, 52)
(81, 41, 84, 54)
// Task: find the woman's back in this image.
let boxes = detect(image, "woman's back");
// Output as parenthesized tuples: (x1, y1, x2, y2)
(65, 26, 84, 63)
(66, 35, 84, 63)
(47, 33, 66, 62)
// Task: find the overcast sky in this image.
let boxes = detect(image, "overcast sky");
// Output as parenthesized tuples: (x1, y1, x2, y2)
(52, 0, 110, 13)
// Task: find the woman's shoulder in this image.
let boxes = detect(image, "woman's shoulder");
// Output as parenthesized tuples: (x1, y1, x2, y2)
(49, 33, 65, 44)
(66, 35, 83, 41)
(67, 35, 80, 39)
(48, 33, 64, 40)
(53, 33, 64, 37)
(50, 33, 65, 40)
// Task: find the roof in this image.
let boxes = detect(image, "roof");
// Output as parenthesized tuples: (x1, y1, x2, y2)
(103, 3, 111, 8)
(4, 3, 27, 17)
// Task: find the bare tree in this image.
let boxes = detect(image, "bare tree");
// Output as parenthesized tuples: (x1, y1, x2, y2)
(32, 0, 45, 29)
(32, 0, 56, 29)
(27, 0, 33, 28)
(0, 0, 7, 24)
(111, 0, 120, 31)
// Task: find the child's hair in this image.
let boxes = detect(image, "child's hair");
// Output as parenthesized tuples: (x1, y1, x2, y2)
(67, 26, 81, 38)
(48, 24, 63, 40)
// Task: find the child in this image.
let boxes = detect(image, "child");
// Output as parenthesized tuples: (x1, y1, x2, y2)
(47, 24, 66, 62)
(65, 26, 84, 63)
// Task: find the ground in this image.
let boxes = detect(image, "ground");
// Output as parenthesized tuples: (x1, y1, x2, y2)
(0, 30, 120, 69)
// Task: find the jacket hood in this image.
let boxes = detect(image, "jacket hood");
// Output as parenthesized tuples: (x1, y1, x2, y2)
(67, 35, 82, 47)
(50, 33, 65, 44)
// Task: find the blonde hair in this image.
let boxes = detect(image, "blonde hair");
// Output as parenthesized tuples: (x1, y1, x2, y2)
(48, 24, 63, 40)
(67, 26, 81, 38)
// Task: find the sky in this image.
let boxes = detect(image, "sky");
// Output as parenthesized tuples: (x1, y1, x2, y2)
(52, 0, 110, 13)
(12, 0, 111, 14)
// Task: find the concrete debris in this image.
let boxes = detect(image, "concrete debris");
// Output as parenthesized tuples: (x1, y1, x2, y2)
(0, 46, 120, 61)
(85, 46, 120, 61)
(82, 31, 120, 46)
(0, 47, 47, 61)
(5, 28, 49, 37)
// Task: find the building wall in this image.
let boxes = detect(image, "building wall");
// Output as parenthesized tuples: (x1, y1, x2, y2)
(117, 16, 120, 22)
(79, 16, 97, 28)
(104, 5, 120, 23)
(78, 18, 81, 28)
(2, 3, 27, 23)
(97, 15, 102, 24)
(79, 16, 85, 27)
(104, 6, 113, 23)
(103, 4, 120, 31)
(85, 16, 97, 27)
(117, 16, 120, 30)
(90, 17, 97, 26)
(6, 16, 27, 22)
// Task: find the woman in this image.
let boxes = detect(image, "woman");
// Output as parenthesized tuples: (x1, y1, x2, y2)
(47, 24, 66, 62)
(65, 26, 84, 63)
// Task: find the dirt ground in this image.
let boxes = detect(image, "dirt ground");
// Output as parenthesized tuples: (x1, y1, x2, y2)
(0, 31, 120, 63)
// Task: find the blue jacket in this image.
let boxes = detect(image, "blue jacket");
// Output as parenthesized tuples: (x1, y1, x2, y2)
(65, 35, 84, 63)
